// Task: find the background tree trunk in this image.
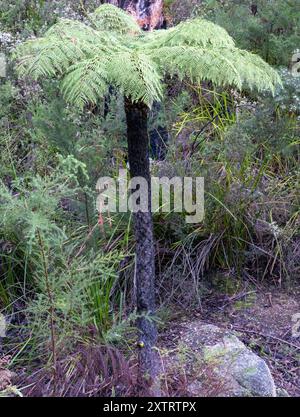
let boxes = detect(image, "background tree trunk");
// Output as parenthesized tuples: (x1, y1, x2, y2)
(124, 98, 159, 394)
(108, 0, 164, 30)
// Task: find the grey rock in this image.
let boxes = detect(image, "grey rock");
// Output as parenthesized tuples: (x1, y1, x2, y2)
(276, 388, 290, 397)
(181, 322, 277, 397)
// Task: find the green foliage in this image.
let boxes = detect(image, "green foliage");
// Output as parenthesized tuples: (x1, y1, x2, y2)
(174, 85, 236, 142)
(90, 3, 141, 35)
(151, 67, 299, 301)
(0, 0, 53, 33)
(1, 0, 299, 394)
(0, 0, 99, 33)
(0, 82, 18, 120)
(15, 3, 281, 109)
(199, 0, 300, 66)
(0, 155, 85, 290)
(0, 152, 131, 365)
(150, 16, 235, 48)
(273, 68, 300, 114)
(29, 98, 77, 154)
(26, 249, 126, 361)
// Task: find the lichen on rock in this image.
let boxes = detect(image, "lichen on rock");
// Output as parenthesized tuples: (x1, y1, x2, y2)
(172, 322, 277, 397)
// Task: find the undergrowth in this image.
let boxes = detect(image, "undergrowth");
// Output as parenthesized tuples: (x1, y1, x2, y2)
(0, 0, 299, 397)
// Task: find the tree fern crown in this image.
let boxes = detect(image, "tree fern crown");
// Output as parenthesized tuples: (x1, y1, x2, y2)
(15, 3, 282, 109)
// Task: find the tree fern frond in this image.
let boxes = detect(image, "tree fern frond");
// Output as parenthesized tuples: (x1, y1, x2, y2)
(90, 4, 141, 35)
(61, 58, 109, 108)
(145, 18, 235, 49)
(107, 51, 163, 107)
(228, 49, 282, 93)
(149, 46, 281, 94)
(45, 18, 122, 50)
(14, 19, 116, 80)
(149, 46, 242, 89)
(15, 36, 90, 78)
(46, 18, 98, 39)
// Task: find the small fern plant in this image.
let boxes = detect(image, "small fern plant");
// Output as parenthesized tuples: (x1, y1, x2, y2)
(15, 3, 281, 389)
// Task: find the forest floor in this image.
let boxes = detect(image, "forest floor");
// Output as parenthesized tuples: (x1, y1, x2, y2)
(159, 287, 300, 397)
(1, 287, 299, 397)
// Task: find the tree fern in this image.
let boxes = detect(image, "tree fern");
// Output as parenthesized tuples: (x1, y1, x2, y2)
(14, 2, 283, 392)
(15, 3, 281, 108)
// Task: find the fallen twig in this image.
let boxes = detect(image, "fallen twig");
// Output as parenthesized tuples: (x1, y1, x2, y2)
(232, 326, 300, 351)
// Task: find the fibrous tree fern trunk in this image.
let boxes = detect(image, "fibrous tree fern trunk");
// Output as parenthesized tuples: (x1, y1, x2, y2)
(124, 98, 158, 392)
(119, 1, 163, 392)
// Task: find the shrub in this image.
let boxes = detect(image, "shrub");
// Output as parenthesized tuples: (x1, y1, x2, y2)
(197, 0, 300, 67)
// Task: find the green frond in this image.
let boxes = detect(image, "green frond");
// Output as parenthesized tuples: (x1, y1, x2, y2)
(229, 49, 282, 93)
(14, 19, 115, 79)
(149, 46, 242, 89)
(90, 4, 141, 35)
(45, 18, 99, 39)
(45, 18, 123, 50)
(149, 46, 281, 94)
(107, 51, 163, 107)
(61, 58, 109, 108)
(15, 8, 281, 109)
(145, 18, 235, 49)
(15, 36, 88, 79)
